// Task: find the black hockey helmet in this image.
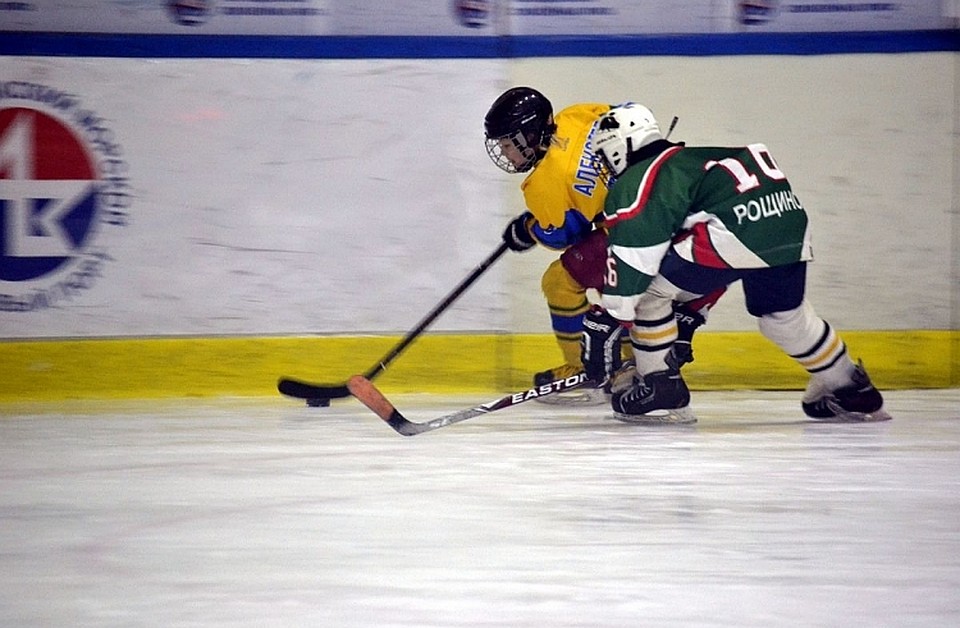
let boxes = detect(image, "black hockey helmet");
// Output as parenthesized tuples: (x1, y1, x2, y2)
(484, 86, 556, 174)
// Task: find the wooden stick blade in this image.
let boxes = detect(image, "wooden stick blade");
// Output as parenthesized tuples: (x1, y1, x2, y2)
(347, 375, 395, 420)
(347, 375, 417, 435)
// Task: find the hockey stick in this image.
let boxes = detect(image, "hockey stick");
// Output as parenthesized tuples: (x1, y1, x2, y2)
(278, 241, 510, 402)
(347, 372, 593, 436)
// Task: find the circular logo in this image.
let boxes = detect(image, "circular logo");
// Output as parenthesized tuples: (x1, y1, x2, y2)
(452, 0, 490, 29)
(167, 0, 214, 26)
(0, 83, 130, 312)
(738, 1, 778, 26)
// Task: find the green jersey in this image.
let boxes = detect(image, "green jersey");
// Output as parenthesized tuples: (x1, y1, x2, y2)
(602, 143, 813, 317)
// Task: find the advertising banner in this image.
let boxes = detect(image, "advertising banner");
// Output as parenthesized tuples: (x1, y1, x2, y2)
(0, 0, 952, 35)
(0, 0, 333, 35)
(721, 0, 950, 32)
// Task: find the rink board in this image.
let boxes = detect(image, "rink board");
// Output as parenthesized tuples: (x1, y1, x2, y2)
(1, 330, 955, 401)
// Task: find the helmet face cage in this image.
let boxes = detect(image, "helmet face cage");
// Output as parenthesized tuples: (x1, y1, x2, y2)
(484, 87, 553, 174)
(485, 130, 539, 174)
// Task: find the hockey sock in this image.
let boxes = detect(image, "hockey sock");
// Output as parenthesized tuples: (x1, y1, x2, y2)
(758, 300, 856, 394)
(630, 302, 678, 376)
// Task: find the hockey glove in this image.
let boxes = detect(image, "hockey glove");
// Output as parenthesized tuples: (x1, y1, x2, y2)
(667, 301, 707, 370)
(580, 306, 623, 385)
(501, 212, 537, 252)
(673, 300, 707, 342)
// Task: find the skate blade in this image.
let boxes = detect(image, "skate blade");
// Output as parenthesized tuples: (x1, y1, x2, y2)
(612, 406, 697, 425)
(535, 388, 610, 406)
(818, 400, 893, 423)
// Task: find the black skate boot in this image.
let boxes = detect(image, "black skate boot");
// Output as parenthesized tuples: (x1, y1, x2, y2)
(611, 369, 696, 424)
(801, 361, 891, 422)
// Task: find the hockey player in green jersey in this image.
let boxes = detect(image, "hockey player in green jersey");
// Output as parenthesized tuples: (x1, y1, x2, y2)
(484, 87, 723, 399)
(587, 102, 890, 423)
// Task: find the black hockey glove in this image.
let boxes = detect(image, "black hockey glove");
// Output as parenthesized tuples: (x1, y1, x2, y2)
(501, 212, 537, 252)
(580, 306, 623, 385)
(667, 301, 707, 370)
(673, 301, 706, 342)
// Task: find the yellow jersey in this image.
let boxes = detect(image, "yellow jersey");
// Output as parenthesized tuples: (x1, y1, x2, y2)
(520, 102, 611, 230)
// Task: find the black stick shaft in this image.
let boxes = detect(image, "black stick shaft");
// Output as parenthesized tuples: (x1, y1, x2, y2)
(361, 241, 510, 380)
(348, 373, 592, 436)
(278, 242, 510, 400)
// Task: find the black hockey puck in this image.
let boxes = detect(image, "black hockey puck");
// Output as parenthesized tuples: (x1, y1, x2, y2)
(306, 398, 331, 408)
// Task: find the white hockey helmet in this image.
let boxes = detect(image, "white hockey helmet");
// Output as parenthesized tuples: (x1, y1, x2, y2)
(593, 103, 662, 180)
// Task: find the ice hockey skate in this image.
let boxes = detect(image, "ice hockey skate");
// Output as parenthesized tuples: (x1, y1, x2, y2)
(801, 361, 892, 422)
(607, 360, 638, 395)
(611, 369, 697, 424)
(532, 363, 609, 406)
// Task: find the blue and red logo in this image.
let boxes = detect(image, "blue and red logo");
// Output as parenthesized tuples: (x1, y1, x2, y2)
(739, 0, 778, 26)
(452, 0, 490, 29)
(0, 83, 130, 312)
(167, 0, 214, 26)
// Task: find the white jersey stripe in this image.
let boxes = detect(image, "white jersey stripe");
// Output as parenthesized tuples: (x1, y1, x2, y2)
(610, 241, 672, 277)
(676, 211, 774, 268)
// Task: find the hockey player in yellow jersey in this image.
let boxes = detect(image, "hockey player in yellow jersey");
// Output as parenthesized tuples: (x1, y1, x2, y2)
(484, 87, 620, 394)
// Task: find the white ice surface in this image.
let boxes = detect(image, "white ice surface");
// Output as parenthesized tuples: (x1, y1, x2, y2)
(1, 390, 958, 627)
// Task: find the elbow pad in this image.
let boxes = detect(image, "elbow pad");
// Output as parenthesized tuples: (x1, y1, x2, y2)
(531, 210, 593, 250)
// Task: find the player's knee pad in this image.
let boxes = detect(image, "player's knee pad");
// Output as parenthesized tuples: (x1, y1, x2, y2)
(541, 258, 586, 306)
(757, 299, 824, 354)
(643, 273, 685, 302)
(634, 290, 676, 321)
(542, 260, 589, 367)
